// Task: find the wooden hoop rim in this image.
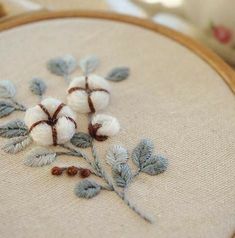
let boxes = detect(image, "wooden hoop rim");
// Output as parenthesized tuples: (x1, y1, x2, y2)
(1, 10, 235, 93)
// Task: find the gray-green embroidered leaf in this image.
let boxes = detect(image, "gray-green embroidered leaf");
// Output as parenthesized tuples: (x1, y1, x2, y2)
(30, 78, 47, 96)
(0, 119, 28, 138)
(141, 155, 168, 175)
(106, 145, 129, 167)
(74, 180, 101, 199)
(112, 163, 132, 188)
(24, 147, 57, 167)
(79, 55, 99, 75)
(106, 67, 130, 82)
(132, 139, 154, 168)
(0, 80, 16, 98)
(70, 132, 92, 148)
(2, 136, 32, 154)
(47, 54, 78, 76)
(0, 101, 15, 118)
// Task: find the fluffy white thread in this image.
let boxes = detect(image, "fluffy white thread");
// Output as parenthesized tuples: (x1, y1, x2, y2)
(24, 98, 76, 146)
(67, 74, 111, 113)
(91, 114, 120, 137)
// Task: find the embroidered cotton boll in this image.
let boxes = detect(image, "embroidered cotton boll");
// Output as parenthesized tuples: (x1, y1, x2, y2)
(67, 74, 110, 113)
(89, 114, 120, 141)
(24, 98, 77, 146)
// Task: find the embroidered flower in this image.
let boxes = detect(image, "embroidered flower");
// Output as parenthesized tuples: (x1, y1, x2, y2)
(88, 114, 120, 141)
(24, 98, 77, 146)
(212, 24, 232, 44)
(67, 74, 110, 114)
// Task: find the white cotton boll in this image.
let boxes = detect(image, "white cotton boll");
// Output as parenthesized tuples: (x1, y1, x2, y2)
(24, 105, 47, 128)
(57, 104, 76, 119)
(67, 90, 89, 113)
(67, 74, 111, 113)
(90, 91, 110, 112)
(89, 114, 120, 141)
(56, 117, 76, 144)
(69, 76, 86, 88)
(24, 97, 77, 146)
(30, 123, 53, 146)
(40, 98, 61, 115)
(93, 114, 120, 137)
(88, 74, 110, 91)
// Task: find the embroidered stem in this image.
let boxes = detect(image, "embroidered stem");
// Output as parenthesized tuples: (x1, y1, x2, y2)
(64, 74, 70, 84)
(90, 142, 152, 223)
(60, 143, 102, 178)
(114, 189, 153, 223)
(11, 99, 26, 111)
(56, 151, 78, 157)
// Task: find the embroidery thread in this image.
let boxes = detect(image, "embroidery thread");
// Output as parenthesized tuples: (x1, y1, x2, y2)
(0, 54, 168, 223)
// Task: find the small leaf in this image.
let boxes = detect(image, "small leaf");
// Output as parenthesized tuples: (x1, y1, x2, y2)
(79, 56, 99, 75)
(106, 145, 128, 167)
(0, 80, 16, 98)
(47, 54, 78, 76)
(106, 67, 130, 82)
(0, 101, 15, 118)
(2, 136, 32, 154)
(132, 139, 154, 168)
(141, 155, 168, 175)
(30, 78, 47, 96)
(0, 119, 28, 138)
(70, 132, 92, 148)
(74, 180, 101, 199)
(24, 147, 57, 167)
(112, 163, 132, 188)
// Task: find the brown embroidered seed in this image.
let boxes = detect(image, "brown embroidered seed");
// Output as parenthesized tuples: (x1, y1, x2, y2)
(67, 166, 79, 176)
(79, 169, 91, 178)
(51, 166, 63, 176)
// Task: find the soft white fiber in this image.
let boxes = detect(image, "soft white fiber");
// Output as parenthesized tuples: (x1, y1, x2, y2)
(24, 98, 76, 146)
(67, 74, 110, 113)
(91, 114, 120, 137)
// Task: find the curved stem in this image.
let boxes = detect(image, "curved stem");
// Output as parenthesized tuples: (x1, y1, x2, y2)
(56, 151, 78, 157)
(60, 143, 102, 177)
(64, 74, 70, 83)
(11, 99, 26, 111)
(91, 142, 152, 223)
(114, 189, 153, 223)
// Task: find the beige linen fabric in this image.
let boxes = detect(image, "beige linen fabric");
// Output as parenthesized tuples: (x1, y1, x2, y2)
(0, 18, 234, 238)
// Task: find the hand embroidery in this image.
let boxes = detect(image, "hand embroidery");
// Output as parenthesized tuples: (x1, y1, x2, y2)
(0, 54, 168, 223)
(25, 98, 77, 146)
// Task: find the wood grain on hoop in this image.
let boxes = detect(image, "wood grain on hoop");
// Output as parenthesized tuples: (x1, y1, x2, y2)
(0, 10, 235, 93)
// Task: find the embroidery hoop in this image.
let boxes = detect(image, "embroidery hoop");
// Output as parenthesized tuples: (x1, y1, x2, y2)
(0, 10, 234, 238)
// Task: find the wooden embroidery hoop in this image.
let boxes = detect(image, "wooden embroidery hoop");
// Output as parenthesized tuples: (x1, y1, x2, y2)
(0, 10, 235, 94)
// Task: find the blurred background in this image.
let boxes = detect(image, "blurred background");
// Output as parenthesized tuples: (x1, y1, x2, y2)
(0, 0, 234, 66)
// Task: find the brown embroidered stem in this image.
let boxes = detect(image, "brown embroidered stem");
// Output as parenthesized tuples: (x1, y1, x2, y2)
(51, 125, 57, 146)
(66, 117, 77, 129)
(38, 104, 51, 119)
(85, 76, 89, 90)
(52, 103, 65, 119)
(29, 120, 48, 133)
(87, 95, 95, 113)
(68, 87, 109, 94)
(85, 76, 95, 113)
(68, 87, 86, 94)
(91, 88, 109, 94)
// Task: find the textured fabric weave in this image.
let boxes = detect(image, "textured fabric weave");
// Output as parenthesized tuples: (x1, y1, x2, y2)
(0, 18, 234, 238)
